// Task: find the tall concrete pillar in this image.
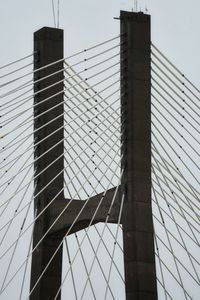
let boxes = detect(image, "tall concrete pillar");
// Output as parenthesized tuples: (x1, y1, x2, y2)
(30, 27, 64, 300)
(120, 11, 157, 299)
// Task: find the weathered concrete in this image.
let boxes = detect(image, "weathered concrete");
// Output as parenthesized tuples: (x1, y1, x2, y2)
(48, 187, 121, 235)
(120, 11, 157, 299)
(30, 27, 64, 300)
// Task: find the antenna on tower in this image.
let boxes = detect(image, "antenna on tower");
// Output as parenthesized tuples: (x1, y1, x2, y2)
(134, 0, 138, 12)
(145, 3, 148, 13)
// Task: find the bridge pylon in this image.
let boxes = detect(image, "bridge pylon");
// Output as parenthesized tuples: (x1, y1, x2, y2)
(30, 10, 157, 300)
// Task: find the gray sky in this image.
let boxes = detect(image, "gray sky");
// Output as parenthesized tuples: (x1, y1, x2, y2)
(0, 0, 199, 86)
(0, 1, 199, 299)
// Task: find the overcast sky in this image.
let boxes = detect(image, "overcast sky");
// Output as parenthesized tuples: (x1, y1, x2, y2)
(0, 0, 200, 87)
(0, 1, 199, 299)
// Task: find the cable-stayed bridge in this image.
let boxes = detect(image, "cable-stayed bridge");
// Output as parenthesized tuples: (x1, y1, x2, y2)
(0, 11, 199, 300)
